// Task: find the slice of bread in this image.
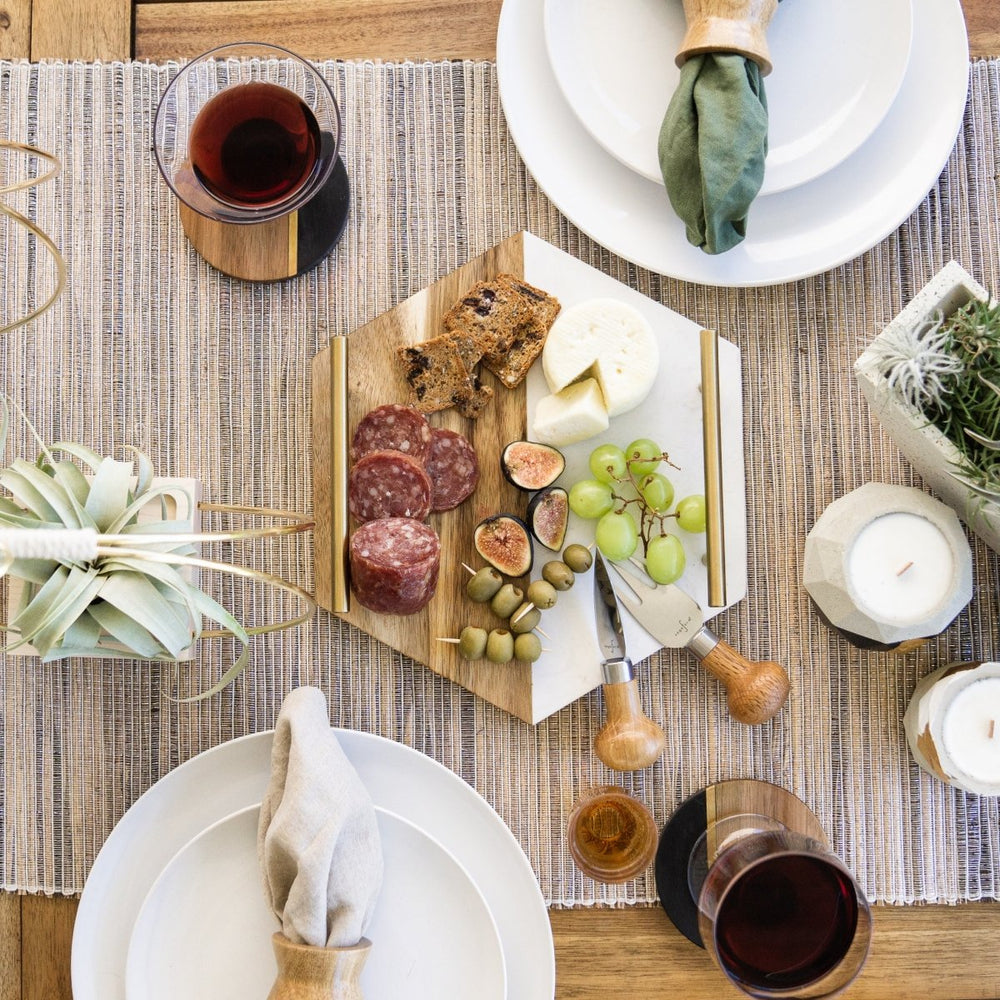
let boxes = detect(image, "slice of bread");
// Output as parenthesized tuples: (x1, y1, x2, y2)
(396, 329, 491, 416)
(443, 273, 560, 389)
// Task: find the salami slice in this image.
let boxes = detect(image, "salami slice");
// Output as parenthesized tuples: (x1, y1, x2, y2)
(350, 517, 441, 614)
(349, 449, 432, 523)
(350, 404, 433, 464)
(426, 427, 480, 511)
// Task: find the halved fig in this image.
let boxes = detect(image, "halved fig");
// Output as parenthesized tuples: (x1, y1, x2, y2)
(527, 486, 569, 551)
(501, 441, 565, 491)
(474, 514, 533, 577)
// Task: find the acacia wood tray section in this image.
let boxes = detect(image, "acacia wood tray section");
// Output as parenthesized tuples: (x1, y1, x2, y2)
(313, 232, 539, 721)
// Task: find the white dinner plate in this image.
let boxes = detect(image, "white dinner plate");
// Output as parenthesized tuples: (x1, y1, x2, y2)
(543, 0, 913, 195)
(125, 805, 506, 1000)
(499, 0, 968, 287)
(72, 729, 554, 1000)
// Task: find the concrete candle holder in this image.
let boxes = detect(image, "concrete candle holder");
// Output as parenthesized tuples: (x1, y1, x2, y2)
(904, 661, 1000, 796)
(803, 483, 973, 650)
(854, 260, 1000, 554)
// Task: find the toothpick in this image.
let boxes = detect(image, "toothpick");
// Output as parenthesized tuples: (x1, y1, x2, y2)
(435, 636, 460, 644)
(896, 561, 915, 577)
(510, 602, 536, 624)
(536, 625, 551, 640)
(989, 720, 997, 741)
(461, 562, 476, 576)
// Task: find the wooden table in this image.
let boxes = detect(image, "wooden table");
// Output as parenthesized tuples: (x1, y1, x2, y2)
(2, 2, 999, 998)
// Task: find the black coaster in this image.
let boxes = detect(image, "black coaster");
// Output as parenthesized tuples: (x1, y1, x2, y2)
(654, 788, 708, 948)
(295, 152, 350, 276)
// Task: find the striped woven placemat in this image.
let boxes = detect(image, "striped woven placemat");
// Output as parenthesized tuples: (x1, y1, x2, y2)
(0, 57, 998, 905)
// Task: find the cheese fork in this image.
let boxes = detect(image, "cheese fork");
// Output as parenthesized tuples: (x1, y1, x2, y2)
(607, 560, 789, 725)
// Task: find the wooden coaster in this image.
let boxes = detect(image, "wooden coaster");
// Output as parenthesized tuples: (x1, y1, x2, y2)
(655, 779, 827, 947)
(179, 155, 350, 281)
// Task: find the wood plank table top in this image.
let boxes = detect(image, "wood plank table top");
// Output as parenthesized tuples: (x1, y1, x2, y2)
(2, 2, 1000, 998)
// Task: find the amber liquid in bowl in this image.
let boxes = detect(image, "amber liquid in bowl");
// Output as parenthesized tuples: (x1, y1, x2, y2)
(189, 81, 321, 207)
(568, 787, 657, 883)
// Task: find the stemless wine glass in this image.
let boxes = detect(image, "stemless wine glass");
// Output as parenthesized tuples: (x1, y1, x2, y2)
(567, 786, 658, 883)
(693, 821, 872, 999)
(154, 41, 342, 224)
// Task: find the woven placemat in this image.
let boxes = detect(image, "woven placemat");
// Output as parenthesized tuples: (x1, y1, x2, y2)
(0, 57, 998, 905)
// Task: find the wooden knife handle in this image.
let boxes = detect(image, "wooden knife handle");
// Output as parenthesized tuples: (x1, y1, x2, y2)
(676, 0, 778, 74)
(595, 679, 666, 772)
(699, 638, 789, 725)
(268, 933, 371, 1000)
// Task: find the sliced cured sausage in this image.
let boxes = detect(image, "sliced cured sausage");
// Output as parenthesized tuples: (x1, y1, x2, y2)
(349, 517, 440, 614)
(350, 404, 433, 464)
(348, 449, 432, 523)
(425, 427, 480, 511)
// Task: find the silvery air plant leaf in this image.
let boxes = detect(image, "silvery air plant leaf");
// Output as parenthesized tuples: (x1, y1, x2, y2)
(0, 396, 252, 699)
(866, 309, 964, 415)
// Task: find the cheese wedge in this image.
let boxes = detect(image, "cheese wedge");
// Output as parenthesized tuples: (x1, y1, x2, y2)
(542, 298, 658, 417)
(531, 377, 610, 446)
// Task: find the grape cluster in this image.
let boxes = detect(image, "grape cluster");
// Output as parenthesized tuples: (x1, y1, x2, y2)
(567, 438, 706, 584)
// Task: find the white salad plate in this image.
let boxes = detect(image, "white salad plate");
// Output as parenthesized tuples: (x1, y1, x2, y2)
(543, 0, 913, 195)
(498, 0, 968, 287)
(72, 729, 555, 1000)
(125, 804, 506, 1000)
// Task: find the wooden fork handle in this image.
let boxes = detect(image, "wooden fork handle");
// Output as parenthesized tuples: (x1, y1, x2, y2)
(691, 629, 789, 725)
(676, 0, 778, 74)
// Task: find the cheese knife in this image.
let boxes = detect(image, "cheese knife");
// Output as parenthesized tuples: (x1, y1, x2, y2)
(608, 560, 789, 725)
(592, 550, 666, 771)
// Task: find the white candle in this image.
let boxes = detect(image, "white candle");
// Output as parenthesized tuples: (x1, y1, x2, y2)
(847, 513, 955, 624)
(803, 484, 973, 647)
(940, 678, 1000, 785)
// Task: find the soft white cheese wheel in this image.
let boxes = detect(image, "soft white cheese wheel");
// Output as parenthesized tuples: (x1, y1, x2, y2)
(531, 378, 609, 446)
(542, 298, 658, 417)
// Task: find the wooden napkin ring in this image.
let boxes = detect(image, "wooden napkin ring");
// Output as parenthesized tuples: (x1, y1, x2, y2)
(267, 933, 372, 1000)
(676, 0, 778, 75)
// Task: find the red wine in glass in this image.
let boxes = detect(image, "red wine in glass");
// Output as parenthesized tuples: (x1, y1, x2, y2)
(714, 853, 859, 991)
(189, 81, 321, 207)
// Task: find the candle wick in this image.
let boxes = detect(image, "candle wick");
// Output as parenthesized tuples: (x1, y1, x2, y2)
(896, 561, 915, 577)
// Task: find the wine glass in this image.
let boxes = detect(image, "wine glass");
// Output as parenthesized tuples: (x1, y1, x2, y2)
(153, 41, 342, 225)
(567, 786, 658, 883)
(692, 819, 872, 999)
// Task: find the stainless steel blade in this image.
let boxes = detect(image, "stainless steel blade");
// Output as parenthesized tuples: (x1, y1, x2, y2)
(607, 560, 706, 649)
(592, 550, 630, 664)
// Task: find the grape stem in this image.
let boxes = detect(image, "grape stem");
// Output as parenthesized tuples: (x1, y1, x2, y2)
(607, 452, 680, 555)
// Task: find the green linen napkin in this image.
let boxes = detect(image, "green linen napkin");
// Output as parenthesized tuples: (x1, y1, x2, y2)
(658, 53, 768, 255)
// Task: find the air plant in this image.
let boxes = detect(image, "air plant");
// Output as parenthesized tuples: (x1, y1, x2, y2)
(0, 397, 314, 699)
(873, 297, 1000, 507)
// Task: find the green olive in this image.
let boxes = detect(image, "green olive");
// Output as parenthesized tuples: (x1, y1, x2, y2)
(562, 543, 593, 574)
(490, 583, 524, 619)
(458, 625, 488, 660)
(514, 632, 543, 663)
(466, 566, 504, 603)
(486, 629, 515, 664)
(526, 579, 558, 610)
(509, 603, 541, 634)
(542, 560, 575, 591)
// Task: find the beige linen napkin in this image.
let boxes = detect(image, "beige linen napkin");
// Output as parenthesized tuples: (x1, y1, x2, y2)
(258, 686, 384, 947)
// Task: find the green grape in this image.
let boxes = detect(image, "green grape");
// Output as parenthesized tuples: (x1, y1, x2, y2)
(588, 443, 627, 484)
(568, 479, 614, 519)
(594, 510, 639, 561)
(645, 534, 686, 584)
(676, 494, 708, 533)
(639, 472, 675, 513)
(624, 438, 662, 477)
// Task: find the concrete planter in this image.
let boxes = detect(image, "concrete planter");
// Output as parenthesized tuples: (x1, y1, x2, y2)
(854, 261, 1000, 553)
